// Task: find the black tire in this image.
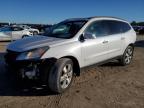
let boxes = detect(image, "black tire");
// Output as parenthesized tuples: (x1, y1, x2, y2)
(119, 46, 134, 66)
(33, 31, 38, 35)
(22, 35, 29, 38)
(39, 60, 55, 84)
(48, 58, 74, 93)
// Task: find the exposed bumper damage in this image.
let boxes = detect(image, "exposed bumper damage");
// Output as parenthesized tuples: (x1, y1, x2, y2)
(5, 50, 57, 80)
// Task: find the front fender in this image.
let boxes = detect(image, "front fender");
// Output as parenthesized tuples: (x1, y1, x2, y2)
(41, 42, 83, 67)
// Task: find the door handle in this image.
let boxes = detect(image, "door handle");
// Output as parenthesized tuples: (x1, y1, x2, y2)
(103, 41, 108, 44)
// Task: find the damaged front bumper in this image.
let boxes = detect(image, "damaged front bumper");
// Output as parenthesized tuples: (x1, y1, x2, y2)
(5, 51, 57, 80)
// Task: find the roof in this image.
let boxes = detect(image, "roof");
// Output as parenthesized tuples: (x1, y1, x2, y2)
(88, 16, 127, 21)
(65, 16, 127, 22)
(65, 18, 90, 22)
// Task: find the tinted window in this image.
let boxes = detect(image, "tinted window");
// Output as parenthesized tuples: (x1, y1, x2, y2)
(85, 20, 131, 39)
(102, 20, 131, 35)
(121, 22, 131, 33)
(102, 21, 122, 35)
(85, 21, 110, 38)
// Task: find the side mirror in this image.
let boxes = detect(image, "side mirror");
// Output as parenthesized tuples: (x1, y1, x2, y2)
(84, 33, 95, 39)
(79, 34, 85, 42)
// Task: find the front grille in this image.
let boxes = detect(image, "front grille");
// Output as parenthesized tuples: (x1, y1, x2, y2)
(5, 50, 21, 63)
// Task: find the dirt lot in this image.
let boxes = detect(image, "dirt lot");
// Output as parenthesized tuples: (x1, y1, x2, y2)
(0, 36, 144, 108)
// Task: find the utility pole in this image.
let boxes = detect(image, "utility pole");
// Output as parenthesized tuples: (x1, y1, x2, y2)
(9, 22, 13, 42)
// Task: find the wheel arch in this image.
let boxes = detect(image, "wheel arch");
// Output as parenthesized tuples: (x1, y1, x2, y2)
(61, 56, 80, 76)
(128, 43, 135, 48)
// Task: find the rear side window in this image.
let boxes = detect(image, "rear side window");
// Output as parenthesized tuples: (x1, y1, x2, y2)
(102, 20, 131, 35)
(104, 21, 122, 34)
(85, 20, 131, 39)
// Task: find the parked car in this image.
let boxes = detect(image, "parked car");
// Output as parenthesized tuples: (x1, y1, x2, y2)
(0, 26, 32, 41)
(139, 26, 144, 34)
(40, 25, 53, 33)
(132, 26, 144, 34)
(30, 24, 52, 33)
(132, 26, 141, 32)
(5, 17, 136, 93)
(17, 25, 39, 35)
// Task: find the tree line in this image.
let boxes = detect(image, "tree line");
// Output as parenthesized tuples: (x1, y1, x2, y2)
(131, 21, 144, 26)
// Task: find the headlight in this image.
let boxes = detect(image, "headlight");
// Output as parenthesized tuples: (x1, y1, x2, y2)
(16, 46, 49, 60)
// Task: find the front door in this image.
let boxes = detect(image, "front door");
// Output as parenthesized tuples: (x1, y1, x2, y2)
(81, 20, 110, 67)
(82, 37, 109, 67)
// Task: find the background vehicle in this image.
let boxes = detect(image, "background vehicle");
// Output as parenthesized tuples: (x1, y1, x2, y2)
(132, 26, 141, 32)
(0, 26, 32, 41)
(17, 25, 40, 35)
(139, 26, 144, 34)
(5, 17, 136, 93)
(132, 26, 144, 34)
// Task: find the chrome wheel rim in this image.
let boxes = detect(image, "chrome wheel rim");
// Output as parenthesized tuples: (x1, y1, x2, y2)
(125, 48, 133, 64)
(60, 64, 73, 89)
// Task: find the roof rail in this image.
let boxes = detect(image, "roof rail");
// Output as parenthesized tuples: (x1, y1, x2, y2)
(88, 16, 127, 21)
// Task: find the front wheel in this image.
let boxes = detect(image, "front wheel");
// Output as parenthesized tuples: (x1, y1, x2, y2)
(119, 46, 134, 66)
(48, 58, 73, 93)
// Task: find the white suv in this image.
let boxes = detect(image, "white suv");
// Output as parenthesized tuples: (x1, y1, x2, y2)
(5, 17, 136, 93)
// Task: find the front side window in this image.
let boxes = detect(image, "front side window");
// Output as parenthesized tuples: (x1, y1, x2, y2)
(85, 21, 110, 38)
(44, 21, 87, 39)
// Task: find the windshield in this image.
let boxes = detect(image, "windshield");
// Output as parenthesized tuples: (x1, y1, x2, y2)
(44, 20, 87, 39)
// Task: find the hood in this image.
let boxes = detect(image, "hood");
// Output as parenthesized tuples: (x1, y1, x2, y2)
(7, 35, 64, 52)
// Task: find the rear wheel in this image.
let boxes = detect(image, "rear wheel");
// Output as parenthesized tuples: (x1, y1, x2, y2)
(119, 46, 134, 65)
(48, 58, 73, 93)
(33, 31, 38, 35)
(22, 35, 29, 38)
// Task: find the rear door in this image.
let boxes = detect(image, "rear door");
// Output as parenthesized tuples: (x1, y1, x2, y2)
(103, 20, 123, 58)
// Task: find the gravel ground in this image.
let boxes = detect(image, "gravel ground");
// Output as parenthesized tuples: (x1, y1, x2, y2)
(0, 36, 144, 108)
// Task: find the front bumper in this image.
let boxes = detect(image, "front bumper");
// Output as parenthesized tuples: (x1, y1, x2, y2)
(5, 51, 57, 80)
